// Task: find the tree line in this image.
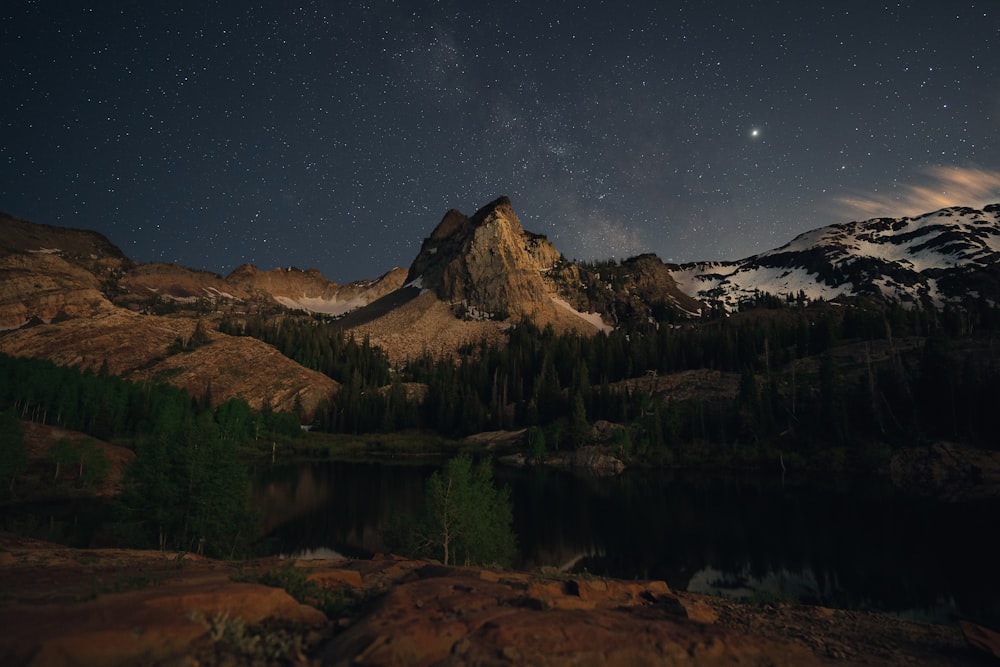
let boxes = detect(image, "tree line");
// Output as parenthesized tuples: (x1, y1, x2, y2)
(0, 352, 301, 556)
(225, 295, 1000, 468)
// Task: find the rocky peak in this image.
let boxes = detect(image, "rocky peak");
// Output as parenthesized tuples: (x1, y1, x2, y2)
(407, 197, 564, 321)
(430, 208, 471, 241)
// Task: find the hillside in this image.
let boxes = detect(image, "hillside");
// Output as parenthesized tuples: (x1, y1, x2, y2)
(667, 204, 1000, 310)
(226, 264, 408, 316)
(0, 212, 338, 417)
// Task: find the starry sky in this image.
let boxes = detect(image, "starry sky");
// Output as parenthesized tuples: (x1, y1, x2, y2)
(3, 1, 999, 283)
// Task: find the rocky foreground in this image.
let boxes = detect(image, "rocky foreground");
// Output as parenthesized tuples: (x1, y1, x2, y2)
(0, 532, 996, 667)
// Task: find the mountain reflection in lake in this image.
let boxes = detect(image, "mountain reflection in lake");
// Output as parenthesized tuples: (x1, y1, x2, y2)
(253, 460, 999, 626)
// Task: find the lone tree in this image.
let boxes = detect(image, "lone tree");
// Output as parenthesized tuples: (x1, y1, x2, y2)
(417, 454, 516, 567)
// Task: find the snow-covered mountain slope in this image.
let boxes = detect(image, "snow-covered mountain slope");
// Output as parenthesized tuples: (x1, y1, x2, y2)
(668, 204, 1000, 310)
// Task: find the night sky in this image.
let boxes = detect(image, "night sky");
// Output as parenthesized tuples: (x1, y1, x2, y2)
(3, 1, 999, 283)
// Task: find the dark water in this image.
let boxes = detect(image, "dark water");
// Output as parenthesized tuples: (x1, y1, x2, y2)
(1, 498, 111, 547)
(253, 460, 1000, 626)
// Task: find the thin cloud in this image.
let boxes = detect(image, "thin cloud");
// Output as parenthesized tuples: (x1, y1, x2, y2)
(837, 166, 1000, 219)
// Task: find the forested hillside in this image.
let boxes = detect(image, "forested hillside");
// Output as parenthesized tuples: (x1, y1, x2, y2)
(0, 353, 301, 555)
(222, 294, 1000, 470)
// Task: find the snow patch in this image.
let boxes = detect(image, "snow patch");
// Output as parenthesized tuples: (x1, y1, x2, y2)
(666, 205, 1000, 310)
(274, 294, 368, 316)
(204, 287, 236, 299)
(669, 264, 851, 310)
(551, 297, 613, 333)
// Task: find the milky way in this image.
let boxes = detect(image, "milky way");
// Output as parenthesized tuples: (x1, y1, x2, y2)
(3, 1, 998, 281)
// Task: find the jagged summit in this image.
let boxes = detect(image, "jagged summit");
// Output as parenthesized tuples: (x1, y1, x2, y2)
(426, 196, 519, 242)
(336, 197, 612, 362)
(406, 196, 564, 321)
(429, 208, 471, 241)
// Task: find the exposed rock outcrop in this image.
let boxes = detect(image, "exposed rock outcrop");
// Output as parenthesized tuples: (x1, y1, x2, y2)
(0, 536, 326, 667)
(0, 251, 116, 329)
(0, 213, 131, 329)
(342, 197, 610, 362)
(569, 252, 705, 326)
(408, 197, 564, 322)
(0, 534, 987, 667)
(226, 264, 408, 316)
(115, 262, 255, 311)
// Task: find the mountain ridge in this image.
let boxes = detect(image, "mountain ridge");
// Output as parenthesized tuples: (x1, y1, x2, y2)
(666, 203, 1000, 310)
(3, 199, 999, 410)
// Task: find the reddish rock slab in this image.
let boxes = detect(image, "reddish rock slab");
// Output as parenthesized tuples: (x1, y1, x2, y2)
(319, 568, 819, 667)
(0, 581, 325, 667)
(960, 620, 1000, 660)
(308, 568, 364, 590)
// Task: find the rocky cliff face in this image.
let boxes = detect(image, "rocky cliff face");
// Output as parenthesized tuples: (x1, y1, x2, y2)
(0, 251, 116, 329)
(115, 262, 260, 312)
(338, 197, 613, 363)
(0, 214, 338, 417)
(407, 196, 567, 321)
(0, 213, 127, 329)
(566, 253, 705, 326)
(227, 264, 408, 316)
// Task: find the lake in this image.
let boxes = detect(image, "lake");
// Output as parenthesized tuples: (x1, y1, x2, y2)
(253, 459, 1000, 627)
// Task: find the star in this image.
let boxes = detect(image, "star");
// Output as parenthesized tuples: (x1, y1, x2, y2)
(0, 2, 996, 277)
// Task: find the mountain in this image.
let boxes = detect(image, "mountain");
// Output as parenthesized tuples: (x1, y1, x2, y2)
(338, 197, 616, 362)
(0, 214, 127, 329)
(226, 264, 408, 316)
(4, 200, 1000, 407)
(0, 212, 337, 417)
(407, 196, 567, 321)
(667, 204, 1000, 310)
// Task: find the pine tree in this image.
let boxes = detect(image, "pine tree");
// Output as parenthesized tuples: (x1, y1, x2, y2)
(567, 392, 591, 449)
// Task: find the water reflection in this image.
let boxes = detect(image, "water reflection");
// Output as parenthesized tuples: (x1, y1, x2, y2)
(252, 460, 436, 558)
(253, 461, 1000, 626)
